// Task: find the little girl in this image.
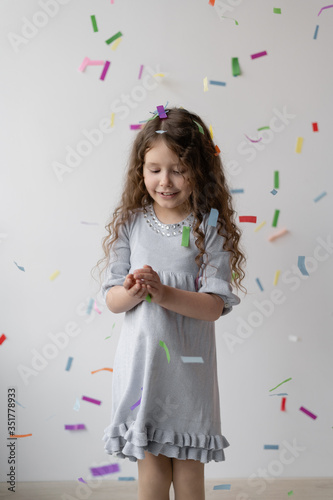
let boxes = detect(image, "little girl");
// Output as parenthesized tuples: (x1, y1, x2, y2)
(96, 107, 246, 500)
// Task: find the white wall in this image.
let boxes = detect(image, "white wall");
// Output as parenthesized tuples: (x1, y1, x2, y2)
(1, 0, 332, 487)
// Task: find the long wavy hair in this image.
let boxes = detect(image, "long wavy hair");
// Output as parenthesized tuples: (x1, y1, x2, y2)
(92, 107, 247, 294)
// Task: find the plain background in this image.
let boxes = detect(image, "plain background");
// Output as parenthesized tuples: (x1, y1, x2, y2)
(1, 0, 333, 484)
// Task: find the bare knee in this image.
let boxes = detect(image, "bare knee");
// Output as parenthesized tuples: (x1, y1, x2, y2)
(138, 451, 173, 488)
(172, 458, 205, 499)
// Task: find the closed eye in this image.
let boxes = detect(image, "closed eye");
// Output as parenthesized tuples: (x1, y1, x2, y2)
(151, 170, 183, 174)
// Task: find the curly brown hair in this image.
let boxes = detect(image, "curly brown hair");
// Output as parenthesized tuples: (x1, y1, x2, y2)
(93, 106, 247, 294)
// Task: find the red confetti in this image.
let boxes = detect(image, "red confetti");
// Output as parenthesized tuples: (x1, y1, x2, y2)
(281, 397, 286, 411)
(214, 144, 221, 156)
(0, 334, 6, 345)
(312, 122, 318, 132)
(239, 216, 257, 223)
(208, 0, 215, 5)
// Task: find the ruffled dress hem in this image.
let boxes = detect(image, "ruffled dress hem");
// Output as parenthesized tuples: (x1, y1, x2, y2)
(102, 421, 230, 464)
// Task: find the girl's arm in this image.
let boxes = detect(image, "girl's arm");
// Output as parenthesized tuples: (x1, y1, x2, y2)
(158, 286, 224, 322)
(106, 285, 144, 314)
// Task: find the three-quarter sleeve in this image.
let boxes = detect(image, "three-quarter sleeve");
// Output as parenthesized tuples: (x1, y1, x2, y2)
(197, 217, 241, 316)
(101, 220, 131, 303)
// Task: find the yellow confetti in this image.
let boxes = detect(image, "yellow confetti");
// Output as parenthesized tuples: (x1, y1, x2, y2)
(111, 37, 122, 51)
(153, 73, 165, 77)
(209, 124, 213, 139)
(203, 76, 209, 92)
(254, 220, 266, 232)
(295, 137, 303, 153)
(50, 270, 60, 281)
(273, 270, 280, 286)
(111, 112, 115, 127)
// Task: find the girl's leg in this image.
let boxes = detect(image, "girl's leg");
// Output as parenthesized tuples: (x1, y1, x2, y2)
(137, 450, 173, 500)
(172, 458, 205, 500)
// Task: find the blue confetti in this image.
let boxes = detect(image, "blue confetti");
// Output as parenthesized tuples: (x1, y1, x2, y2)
(87, 298, 94, 314)
(313, 25, 319, 39)
(314, 191, 327, 202)
(213, 484, 231, 490)
(208, 208, 219, 227)
(264, 445, 279, 450)
(271, 189, 278, 195)
(255, 278, 264, 291)
(209, 80, 226, 86)
(65, 357, 74, 371)
(230, 188, 244, 194)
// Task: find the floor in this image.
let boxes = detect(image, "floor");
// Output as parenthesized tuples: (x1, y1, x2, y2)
(0, 478, 332, 499)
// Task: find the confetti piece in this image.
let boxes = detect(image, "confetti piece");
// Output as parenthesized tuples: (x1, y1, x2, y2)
(300, 406, 317, 419)
(209, 80, 226, 86)
(87, 298, 94, 314)
(273, 7, 281, 14)
(0, 334, 7, 345)
(239, 216, 257, 223)
(214, 144, 221, 155)
(155, 130, 167, 135)
(313, 25, 319, 39)
(244, 134, 262, 143)
(78, 56, 90, 71)
(10, 434, 32, 438)
(254, 220, 266, 232)
(138, 64, 144, 79)
(91, 368, 113, 374)
(118, 477, 135, 481)
(193, 120, 204, 134)
(90, 464, 120, 476)
(318, 4, 333, 16)
(297, 256, 309, 276)
(65, 357, 73, 371)
(274, 171, 279, 189)
(100, 61, 111, 81)
(82, 396, 101, 405)
(91, 15, 98, 32)
(273, 270, 280, 286)
(145, 293, 152, 302)
(181, 356, 204, 363)
(157, 105, 168, 119)
(159, 341, 170, 363)
(94, 301, 102, 314)
(203, 76, 209, 92)
(232, 57, 240, 76)
(14, 261, 25, 272)
(209, 125, 213, 138)
(255, 278, 264, 291)
(221, 16, 239, 25)
(264, 445, 279, 449)
(289, 335, 299, 342)
(314, 191, 327, 202)
(78, 478, 87, 484)
(73, 398, 80, 411)
(213, 484, 231, 490)
(50, 270, 60, 281)
(87, 59, 105, 66)
(269, 393, 288, 397)
(272, 209, 280, 227)
(111, 37, 122, 51)
(288, 491, 293, 496)
(208, 0, 215, 5)
(269, 377, 292, 392)
(130, 388, 143, 410)
(312, 122, 318, 132)
(153, 73, 165, 77)
(231, 189, 244, 194)
(105, 31, 122, 45)
(257, 126, 270, 131)
(268, 228, 288, 241)
(80, 221, 99, 225)
(208, 208, 219, 227)
(295, 137, 303, 153)
(271, 189, 278, 195)
(111, 112, 115, 127)
(15, 400, 25, 408)
(65, 424, 86, 430)
(181, 226, 190, 246)
(130, 124, 143, 130)
(251, 51, 267, 59)
(281, 397, 286, 411)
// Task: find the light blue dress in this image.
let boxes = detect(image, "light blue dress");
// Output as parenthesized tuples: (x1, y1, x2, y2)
(101, 204, 240, 463)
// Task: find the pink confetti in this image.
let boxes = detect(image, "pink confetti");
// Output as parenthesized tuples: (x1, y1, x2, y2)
(130, 124, 143, 130)
(100, 61, 111, 81)
(318, 4, 333, 15)
(251, 51, 268, 59)
(82, 396, 101, 405)
(157, 105, 168, 119)
(65, 424, 86, 430)
(138, 64, 144, 79)
(244, 134, 262, 143)
(78, 478, 87, 483)
(299, 406, 317, 419)
(90, 463, 120, 476)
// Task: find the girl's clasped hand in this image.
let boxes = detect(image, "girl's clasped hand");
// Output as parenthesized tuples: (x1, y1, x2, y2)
(123, 265, 165, 303)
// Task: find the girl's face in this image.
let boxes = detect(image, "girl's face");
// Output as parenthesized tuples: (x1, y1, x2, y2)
(143, 140, 192, 220)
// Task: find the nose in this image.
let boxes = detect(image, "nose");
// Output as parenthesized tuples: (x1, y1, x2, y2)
(159, 171, 172, 186)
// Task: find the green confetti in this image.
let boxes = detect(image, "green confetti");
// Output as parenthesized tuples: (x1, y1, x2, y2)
(91, 15, 98, 32)
(105, 31, 123, 45)
(269, 377, 292, 392)
(287, 491, 293, 496)
(181, 226, 190, 247)
(274, 171, 279, 189)
(145, 294, 152, 302)
(104, 336, 111, 340)
(273, 8, 281, 14)
(159, 341, 170, 363)
(257, 126, 270, 131)
(193, 120, 204, 134)
(272, 209, 280, 227)
(232, 57, 241, 77)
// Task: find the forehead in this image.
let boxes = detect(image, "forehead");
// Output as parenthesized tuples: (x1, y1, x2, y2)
(144, 140, 179, 164)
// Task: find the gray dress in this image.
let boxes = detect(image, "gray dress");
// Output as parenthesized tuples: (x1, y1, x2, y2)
(101, 204, 241, 463)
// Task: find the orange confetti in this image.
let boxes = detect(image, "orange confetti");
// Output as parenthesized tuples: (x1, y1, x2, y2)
(10, 434, 32, 438)
(91, 368, 113, 374)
